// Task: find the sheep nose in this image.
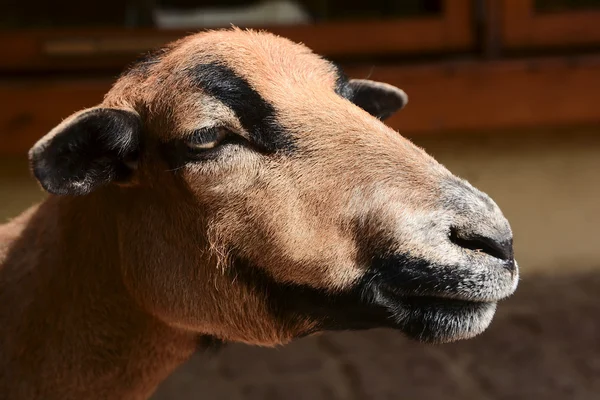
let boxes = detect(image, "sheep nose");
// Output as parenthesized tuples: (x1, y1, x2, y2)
(449, 226, 515, 271)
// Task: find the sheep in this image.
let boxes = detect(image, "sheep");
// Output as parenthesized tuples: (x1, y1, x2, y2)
(0, 28, 518, 400)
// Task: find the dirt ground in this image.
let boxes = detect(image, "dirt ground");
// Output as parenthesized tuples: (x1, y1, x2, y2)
(152, 270, 600, 400)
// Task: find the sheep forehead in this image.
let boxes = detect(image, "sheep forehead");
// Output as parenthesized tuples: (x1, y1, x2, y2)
(167, 29, 340, 90)
(133, 29, 349, 145)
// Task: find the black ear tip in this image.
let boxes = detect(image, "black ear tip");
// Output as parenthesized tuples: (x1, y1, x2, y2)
(376, 88, 408, 120)
(395, 88, 409, 110)
(348, 79, 409, 120)
(29, 107, 141, 196)
(29, 144, 52, 193)
(29, 141, 92, 196)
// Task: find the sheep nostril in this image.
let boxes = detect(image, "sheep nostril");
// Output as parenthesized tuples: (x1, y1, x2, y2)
(449, 227, 514, 264)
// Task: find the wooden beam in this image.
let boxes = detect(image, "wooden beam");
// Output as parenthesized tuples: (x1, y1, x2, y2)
(482, 0, 503, 58)
(356, 55, 600, 134)
(501, 0, 600, 48)
(2, 55, 600, 155)
(0, 0, 473, 72)
(500, 0, 533, 47)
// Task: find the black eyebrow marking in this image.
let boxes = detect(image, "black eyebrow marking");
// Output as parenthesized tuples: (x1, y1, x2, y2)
(187, 62, 294, 154)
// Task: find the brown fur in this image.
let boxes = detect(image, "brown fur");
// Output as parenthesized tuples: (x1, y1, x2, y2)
(0, 29, 517, 399)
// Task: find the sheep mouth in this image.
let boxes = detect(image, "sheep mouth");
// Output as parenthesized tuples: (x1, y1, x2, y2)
(228, 256, 500, 343)
(373, 288, 497, 343)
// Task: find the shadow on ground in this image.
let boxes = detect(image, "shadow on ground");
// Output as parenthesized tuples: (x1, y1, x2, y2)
(152, 271, 600, 400)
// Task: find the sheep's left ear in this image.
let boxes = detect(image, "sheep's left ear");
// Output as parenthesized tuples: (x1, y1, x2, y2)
(348, 79, 408, 120)
(29, 107, 141, 196)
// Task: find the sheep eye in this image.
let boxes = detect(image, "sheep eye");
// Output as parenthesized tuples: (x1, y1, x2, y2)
(187, 126, 231, 150)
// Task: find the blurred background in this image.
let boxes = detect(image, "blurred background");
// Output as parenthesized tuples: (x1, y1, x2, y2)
(1, 0, 600, 399)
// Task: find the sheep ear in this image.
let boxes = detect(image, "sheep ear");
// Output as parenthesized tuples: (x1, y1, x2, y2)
(348, 79, 408, 120)
(29, 107, 141, 196)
